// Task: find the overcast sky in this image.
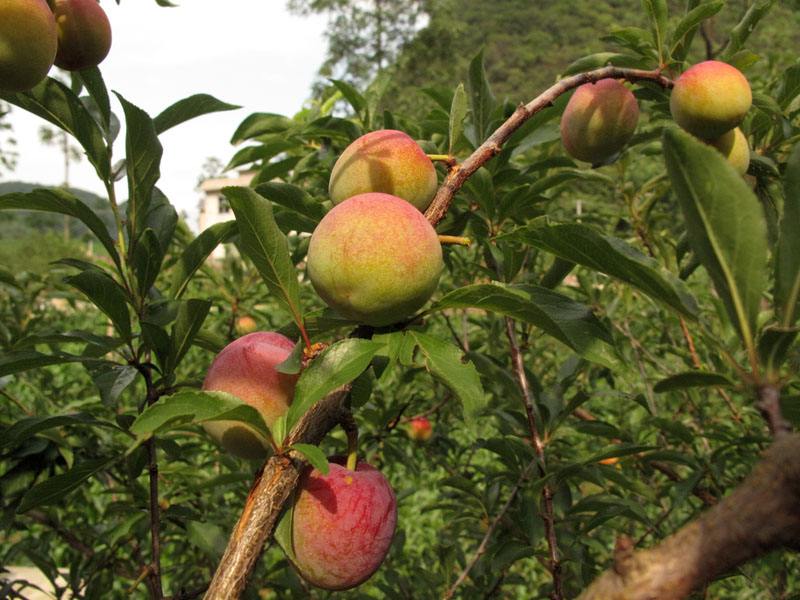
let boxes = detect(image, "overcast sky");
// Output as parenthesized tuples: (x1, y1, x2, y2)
(2, 1, 328, 226)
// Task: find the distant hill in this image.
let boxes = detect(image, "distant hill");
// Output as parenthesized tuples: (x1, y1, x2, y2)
(0, 181, 115, 240)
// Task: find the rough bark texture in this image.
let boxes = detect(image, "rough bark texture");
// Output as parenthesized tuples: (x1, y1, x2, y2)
(578, 434, 800, 599)
(204, 386, 351, 599)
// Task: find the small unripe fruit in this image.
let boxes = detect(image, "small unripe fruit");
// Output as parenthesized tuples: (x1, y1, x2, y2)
(670, 60, 751, 140)
(329, 130, 438, 212)
(306, 192, 443, 327)
(560, 79, 639, 165)
(0, 0, 57, 92)
(291, 458, 397, 590)
(709, 127, 750, 175)
(52, 0, 112, 71)
(408, 416, 433, 442)
(202, 332, 297, 459)
(234, 315, 258, 336)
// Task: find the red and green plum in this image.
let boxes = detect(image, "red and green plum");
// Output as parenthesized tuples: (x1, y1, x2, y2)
(52, 0, 112, 71)
(306, 192, 443, 327)
(560, 78, 639, 165)
(0, 0, 57, 92)
(202, 332, 297, 459)
(290, 458, 397, 590)
(670, 60, 751, 140)
(329, 129, 438, 212)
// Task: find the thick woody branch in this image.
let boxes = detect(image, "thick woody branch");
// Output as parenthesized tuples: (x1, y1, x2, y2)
(424, 67, 673, 228)
(204, 386, 351, 599)
(578, 433, 800, 600)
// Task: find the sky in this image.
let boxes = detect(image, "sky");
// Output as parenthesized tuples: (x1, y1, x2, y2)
(2, 1, 328, 226)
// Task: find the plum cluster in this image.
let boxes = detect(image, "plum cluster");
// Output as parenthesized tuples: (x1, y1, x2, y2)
(0, 0, 111, 93)
(559, 60, 752, 175)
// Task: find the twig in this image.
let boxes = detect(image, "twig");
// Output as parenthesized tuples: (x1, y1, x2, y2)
(443, 459, 537, 599)
(424, 67, 673, 228)
(757, 384, 790, 438)
(578, 433, 800, 599)
(505, 318, 563, 600)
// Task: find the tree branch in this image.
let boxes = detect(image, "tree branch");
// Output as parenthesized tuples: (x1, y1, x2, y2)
(204, 386, 351, 599)
(424, 67, 673, 228)
(578, 433, 800, 600)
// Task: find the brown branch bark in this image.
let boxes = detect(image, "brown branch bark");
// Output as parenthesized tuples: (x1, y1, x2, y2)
(204, 386, 351, 599)
(424, 67, 673, 228)
(758, 384, 791, 438)
(578, 433, 800, 600)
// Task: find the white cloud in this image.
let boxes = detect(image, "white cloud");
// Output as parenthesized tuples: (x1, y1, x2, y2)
(3, 1, 328, 227)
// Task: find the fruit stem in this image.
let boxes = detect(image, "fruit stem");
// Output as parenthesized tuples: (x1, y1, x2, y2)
(341, 412, 359, 471)
(427, 154, 455, 162)
(438, 235, 472, 247)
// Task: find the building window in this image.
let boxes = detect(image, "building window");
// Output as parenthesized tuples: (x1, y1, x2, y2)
(218, 196, 231, 213)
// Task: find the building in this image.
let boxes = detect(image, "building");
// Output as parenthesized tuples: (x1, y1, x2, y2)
(197, 170, 255, 258)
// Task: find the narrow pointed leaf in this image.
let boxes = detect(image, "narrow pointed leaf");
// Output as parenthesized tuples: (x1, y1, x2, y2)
(0, 350, 87, 377)
(130, 390, 270, 440)
(720, 0, 778, 60)
(225, 186, 304, 330)
(1, 77, 110, 179)
(153, 93, 240, 134)
(449, 83, 468, 155)
(286, 339, 383, 434)
(468, 49, 495, 144)
(65, 270, 132, 340)
(663, 127, 768, 349)
(290, 444, 330, 475)
(776, 144, 800, 325)
(654, 371, 734, 393)
(0, 188, 120, 271)
(17, 457, 117, 513)
(430, 282, 617, 368)
(1, 414, 113, 450)
(77, 67, 111, 130)
(165, 299, 212, 374)
(409, 331, 485, 420)
(115, 93, 163, 237)
(670, 1, 724, 57)
(505, 222, 698, 318)
(170, 220, 238, 298)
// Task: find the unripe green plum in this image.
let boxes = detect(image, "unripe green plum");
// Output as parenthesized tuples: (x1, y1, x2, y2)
(329, 129, 438, 212)
(670, 60, 751, 140)
(0, 0, 57, 92)
(306, 192, 443, 327)
(560, 79, 639, 165)
(290, 458, 397, 590)
(709, 127, 750, 175)
(202, 332, 297, 459)
(52, 0, 112, 71)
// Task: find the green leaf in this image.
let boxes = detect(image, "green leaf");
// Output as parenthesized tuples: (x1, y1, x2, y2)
(130, 390, 270, 440)
(87, 363, 139, 404)
(758, 327, 798, 374)
(562, 53, 646, 76)
(77, 67, 111, 131)
(65, 270, 132, 340)
(330, 79, 366, 121)
(186, 520, 227, 559)
(776, 144, 800, 326)
(449, 83, 468, 155)
(1, 77, 110, 179)
(641, 0, 668, 61)
(132, 228, 162, 295)
(0, 188, 120, 271)
(776, 62, 800, 110)
(170, 220, 238, 298)
(253, 182, 326, 224)
(17, 457, 116, 513)
(504, 222, 699, 318)
(430, 283, 617, 368)
(720, 0, 778, 60)
(285, 339, 383, 437)
(290, 444, 329, 475)
(165, 299, 211, 374)
(670, 1, 724, 59)
(663, 127, 768, 351)
(467, 49, 496, 144)
(153, 93, 240, 134)
(1, 414, 110, 450)
(225, 186, 304, 331)
(653, 371, 734, 393)
(409, 331, 485, 420)
(0, 350, 86, 377)
(116, 94, 163, 241)
(230, 113, 294, 144)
